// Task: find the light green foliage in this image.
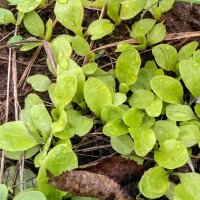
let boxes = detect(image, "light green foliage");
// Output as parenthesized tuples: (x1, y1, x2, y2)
(103, 119, 128, 136)
(116, 49, 141, 86)
(48, 75, 77, 108)
(123, 107, 144, 128)
(113, 92, 127, 106)
(82, 63, 98, 75)
(0, 121, 38, 151)
(27, 75, 51, 92)
(154, 139, 189, 169)
(72, 196, 98, 200)
(20, 37, 41, 51)
(145, 97, 163, 117)
(51, 36, 72, 69)
(178, 41, 198, 62)
(174, 173, 200, 200)
(129, 127, 156, 157)
(129, 90, 155, 109)
(17, 0, 42, 13)
(153, 120, 179, 142)
(31, 104, 52, 134)
(0, 8, 16, 25)
(0, 184, 8, 200)
(54, 0, 83, 35)
(120, 0, 147, 20)
(166, 104, 197, 121)
(101, 104, 125, 122)
(159, 0, 175, 13)
(152, 44, 177, 71)
(150, 75, 183, 104)
(131, 18, 156, 38)
(5, 166, 36, 194)
(5, 145, 40, 160)
(84, 78, 112, 116)
(87, 19, 114, 40)
(24, 93, 44, 108)
(51, 109, 67, 134)
(38, 144, 78, 199)
(23, 11, 45, 38)
(72, 35, 91, 56)
(13, 191, 47, 200)
(107, 0, 121, 24)
(146, 22, 166, 45)
(179, 59, 200, 97)
(195, 103, 200, 117)
(111, 134, 134, 155)
(45, 19, 53, 41)
(139, 166, 170, 198)
(178, 124, 200, 147)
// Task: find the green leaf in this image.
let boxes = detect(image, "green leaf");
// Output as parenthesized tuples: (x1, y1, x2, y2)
(48, 75, 77, 108)
(130, 18, 156, 38)
(179, 59, 200, 97)
(101, 104, 125, 122)
(45, 18, 53, 41)
(111, 134, 134, 155)
(23, 11, 45, 38)
(31, 104, 52, 134)
(5, 145, 40, 160)
(17, 0, 42, 12)
(52, 109, 67, 134)
(0, 184, 8, 200)
(123, 107, 144, 128)
(113, 92, 127, 106)
(129, 127, 156, 157)
(152, 44, 177, 71)
(145, 97, 163, 117)
(116, 49, 141, 85)
(5, 166, 36, 195)
(84, 78, 112, 116)
(174, 173, 200, 200)
(178, 124, 200, 147)
(87, 19, 114, 40)
(103, 119, 128, 136)
(20, 37, 41, 51)
(159, 0, 175, 13)
(178, 41, 198, 62)
(0, 8, 16, 25)
(153, 120, 179, 142)
(0, 121, 38, 151)
(38, 144, 78, 199)
(129, 89, 155, 109)
(75, 116, 93, 136)
(139, 166, 169, 199)
(24, 93, 44, 108)
(72, 196, 98, 200)
(150, 75, 183, 104)
(166, 104, 197, 121)
(27, 75, 51, 92)
(120, 0, 147, 20)
(146, 22, 166, 45)
(51, 36, 72, 67)
(54, 0, 83, 35)
(13, 191, 47, 200)
(107, 0, 121, 24)
(72, 35, 90, 56)
(154, 139, 189, 169)
(82, 63, 98, 75)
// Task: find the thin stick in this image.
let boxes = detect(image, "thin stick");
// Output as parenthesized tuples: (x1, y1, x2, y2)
(92, 31, 200, 52)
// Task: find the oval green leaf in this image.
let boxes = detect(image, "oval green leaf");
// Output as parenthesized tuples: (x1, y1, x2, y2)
(150, 75, 183, 104)
(154, 139, 189, 169)
(84, 78, 112, 116)
(139, 166, 170, 199)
